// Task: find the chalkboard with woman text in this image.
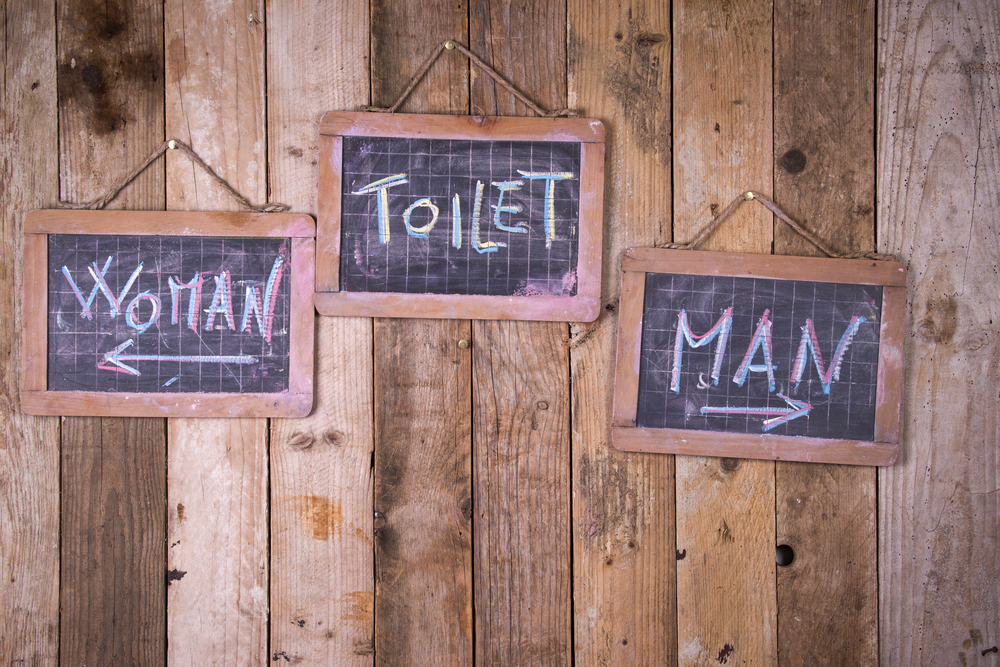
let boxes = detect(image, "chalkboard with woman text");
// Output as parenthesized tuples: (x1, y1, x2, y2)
(611, 248, 906, 466)
(21, 210, 315, 417)
(315, 111, 605, 321)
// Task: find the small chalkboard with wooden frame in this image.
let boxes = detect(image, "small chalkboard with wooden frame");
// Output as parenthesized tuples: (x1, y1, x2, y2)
(612, 248, 906, 466)
(21, 210, 316, 418)
(315, 111, 605, 321)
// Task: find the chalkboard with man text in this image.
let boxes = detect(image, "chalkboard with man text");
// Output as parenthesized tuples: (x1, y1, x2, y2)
(611, 248, 906, 466)
(315, 112, 605, 321)
(21, 210, 315, 417)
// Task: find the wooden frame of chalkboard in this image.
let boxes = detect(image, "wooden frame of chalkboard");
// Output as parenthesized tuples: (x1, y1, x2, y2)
(315, 111, 605, 321)
(21, 210, 316, 418)
(612, 248, 907, 466)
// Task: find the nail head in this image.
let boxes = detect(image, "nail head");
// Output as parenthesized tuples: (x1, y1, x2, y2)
(744, 191, 754, 200)
(458, 339, 470, 349)
(445, 41, 456, 50)
(168, 140, 178, 149)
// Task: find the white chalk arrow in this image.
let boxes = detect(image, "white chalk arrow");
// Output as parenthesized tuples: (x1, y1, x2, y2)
(699, 392, 812, 432)
(98, 339, 258, 376)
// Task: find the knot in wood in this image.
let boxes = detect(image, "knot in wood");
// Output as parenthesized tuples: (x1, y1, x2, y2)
(288, 432, 314, 450)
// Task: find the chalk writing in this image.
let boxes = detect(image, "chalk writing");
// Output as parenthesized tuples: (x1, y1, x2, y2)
(340, 137, 582, 297)
(48, 234, 292, 394)
(637, 273, 882, 440)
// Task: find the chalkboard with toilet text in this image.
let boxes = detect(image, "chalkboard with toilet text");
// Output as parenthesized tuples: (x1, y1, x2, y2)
(611, 248, 907, 466)
(315, 111, 605, 322)
(20, 210, 316, 418)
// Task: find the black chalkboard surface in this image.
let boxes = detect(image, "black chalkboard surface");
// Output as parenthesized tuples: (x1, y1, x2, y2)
(316, 112, 605, 322)
(22, 210, 316, 418)
(47, 234, 291, 394)
(636, 273, 882, 440)
(339, 136, 581, 297)
(612, 248, 907, 466)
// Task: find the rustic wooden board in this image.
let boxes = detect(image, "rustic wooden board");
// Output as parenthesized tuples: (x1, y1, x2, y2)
(773, 1, 879, 664)
(566, 2, 678, 665)
(470, 7, 573, 664)
(54, 0, 168, 664)
(0, 1, 60, 662)
(611, 249, 903, 466)
(20, 210, 315, 418)
(672, 1, 778, 665)
(314, 111, 605, 323)
(370, 3, 474, 665)
(163, 1, 268, 663)
(267, 1, 376, 664)
(879, 1, 1000, 664)
(166, 419, 269, 664)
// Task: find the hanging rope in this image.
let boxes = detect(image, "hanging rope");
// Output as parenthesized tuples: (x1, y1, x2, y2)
(363, 39, 577, 118)
(58, 139, 289, 213)
(662, 191, 896, 262)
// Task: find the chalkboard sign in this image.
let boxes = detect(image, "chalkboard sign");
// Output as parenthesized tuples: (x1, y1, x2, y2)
(315, 112, 605, 321)
(612, 248, 906, 466)
(21, 210, 316, 418)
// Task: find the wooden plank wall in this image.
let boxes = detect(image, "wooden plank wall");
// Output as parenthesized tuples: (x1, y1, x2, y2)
(1, 1, 997, 665)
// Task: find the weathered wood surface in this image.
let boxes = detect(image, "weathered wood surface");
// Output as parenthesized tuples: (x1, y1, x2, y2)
(164, 1, 268, 663)
(3, 2, 999, 665)
(55, 0, 167, 665)
(0, 1, 60, 663)
(267, 1, 375, 664)
(673, 1, 777, 665)
(773, 1, 878, 665)
(470, 5, 573, 665)
(567, 2, 677, 665)
(370, 3, 474, 665)
(879, 1, 1000, 664)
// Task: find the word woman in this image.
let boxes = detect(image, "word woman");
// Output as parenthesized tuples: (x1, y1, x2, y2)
(60, 254, 285, 343)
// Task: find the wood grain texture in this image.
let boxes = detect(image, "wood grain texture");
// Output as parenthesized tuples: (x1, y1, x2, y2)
(267, 1, 375, 662)
(55, 0, 167, 663)
(0, 1, 60, 662)
(166, 419, 269, 665)
(470, 6, 573, 664)
(878, 1, 1000, 664)
(566, 2, 676, 665)
(370, 4, 473, 665)
(164, 1, 268, 663)
(471, 321, 572, 666)
(773, 2, 878, 664)
(672, 1, 777, 665)
(373, 319, 473, 666)
(371, 0, 469, 115)
(672, 0, 773, 254)
(59, 417, 167, 664)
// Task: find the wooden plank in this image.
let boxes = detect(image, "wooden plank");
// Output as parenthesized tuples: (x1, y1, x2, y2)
(773, 3, 879, 660)
(565, 4, 676, 662)
(267, 0, 375, 663)
(374, 318, 474, 665)
(54, 0, 167, 663)
(0, 0, 60, 662)
(878, 1, 1000, 664)
(370, 2, 473, 665)
(163, 0, 268, 663)
(672, 1, 777, 665)
(60, 417, 167, 663)
(470, 6, 572, 664)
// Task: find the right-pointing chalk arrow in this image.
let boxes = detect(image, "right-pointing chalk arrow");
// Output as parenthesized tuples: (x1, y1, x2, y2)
(98, 339, 258, 376)
(700, 392, 812, 432)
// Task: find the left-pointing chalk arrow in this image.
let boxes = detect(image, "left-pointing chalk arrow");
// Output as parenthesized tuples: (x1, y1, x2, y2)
(699, 392, 812, 432)
(98, 339, 258, 376)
